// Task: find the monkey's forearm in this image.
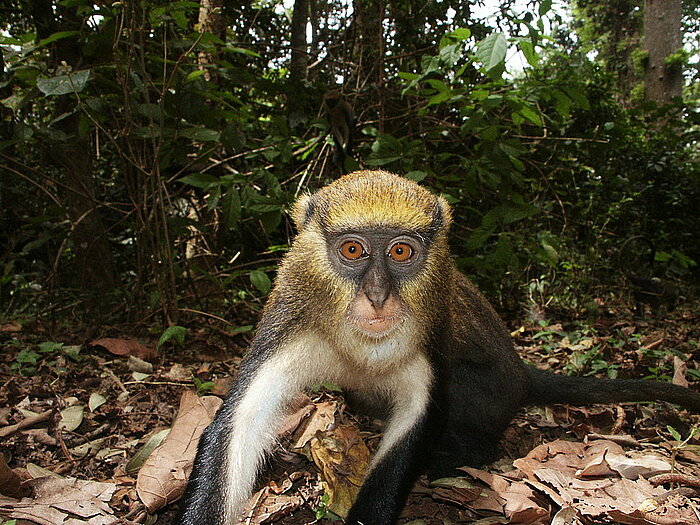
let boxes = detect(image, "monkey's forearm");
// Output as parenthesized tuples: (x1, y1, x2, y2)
(177, 349, 303, 524)
(346, 415, 429, 525)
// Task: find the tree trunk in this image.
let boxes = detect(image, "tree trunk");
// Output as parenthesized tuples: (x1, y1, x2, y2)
(197, 0, 225, 82)
(288, 0, 309, 118)
(354, 0, 385, 130)
(28, 0, 117, 296)
(643, 0, 683, 103)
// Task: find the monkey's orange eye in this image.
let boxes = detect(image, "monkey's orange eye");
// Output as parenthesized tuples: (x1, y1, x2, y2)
(339, 240, 366, 260)
(388, 242, 414, 262)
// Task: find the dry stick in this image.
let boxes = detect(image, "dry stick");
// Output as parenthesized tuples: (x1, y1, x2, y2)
(611, 405, 626, 435)
(650, 473, 700, 490)
(0, 410, 53, 439)
(102, 367, 128, 394)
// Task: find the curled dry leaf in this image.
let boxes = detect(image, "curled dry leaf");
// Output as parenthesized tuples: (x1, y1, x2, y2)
(673, 356, 690, 388)
(308, 423, 370, 519)
(0, 452, 31, 498)
(89, 337, 159, 362)
(88, 393, 107, 413)
(292, 400, 337, 450)
(135, 390, 222, 512)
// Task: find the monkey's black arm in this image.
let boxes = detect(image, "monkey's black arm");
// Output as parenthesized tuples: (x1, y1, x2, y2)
(177, 331, 299, 525)
(345, 356, 436, 525)
(346, 412, 430, 525)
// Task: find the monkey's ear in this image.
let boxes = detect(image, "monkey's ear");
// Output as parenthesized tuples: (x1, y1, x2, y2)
(291, 193, 317, 231)
(435, 195, 453, 229)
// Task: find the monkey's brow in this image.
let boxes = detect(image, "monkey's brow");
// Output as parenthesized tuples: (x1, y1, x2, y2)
(326, 226, 429, 238)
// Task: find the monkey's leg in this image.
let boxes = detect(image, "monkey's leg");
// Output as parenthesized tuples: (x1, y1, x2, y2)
(345, 357, 433, 525)
(177, 352, 303, 525)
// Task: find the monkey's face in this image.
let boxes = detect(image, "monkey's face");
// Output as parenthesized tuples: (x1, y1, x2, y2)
(327, 229, 427, 339)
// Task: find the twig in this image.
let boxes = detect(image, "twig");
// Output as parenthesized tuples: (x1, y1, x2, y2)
(0, 410, 53, 439)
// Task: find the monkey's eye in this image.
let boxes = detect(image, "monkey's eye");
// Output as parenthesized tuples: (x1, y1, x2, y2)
(388, 242, 414, 262)
(339, 240, 367, 260)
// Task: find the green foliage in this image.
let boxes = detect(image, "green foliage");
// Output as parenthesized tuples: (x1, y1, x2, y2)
(0, 0, 698, 325)
(158, 326, 188, 349)
(193, 377, 216, 395)
(10, 340, 79, 376)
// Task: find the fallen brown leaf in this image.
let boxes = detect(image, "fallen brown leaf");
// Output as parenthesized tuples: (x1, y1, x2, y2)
(0, 476, 117, 525)
(309, 423, 370, 518)
(0, 452, 31, 498)
(90, 338, 158, 362)
(135, 390, 222, 512)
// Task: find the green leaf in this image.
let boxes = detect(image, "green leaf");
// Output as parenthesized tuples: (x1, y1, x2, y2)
(35, 31, 80, 49)
(221, 187, 242, 230)
(180, 127, 220, 142)
(405, 171, 427, 182)
(250, 270, 272, 295)
(158, 325, 187, 348)
(38, 341, 63, 353)
(667, 425, 682, 442)
(450, 28, 471, 41)
(519, 106, 542, 126)
(185, 70, 207, 83)
(518, 39, 538, 67)
(476, 32, 507, 71)
(37, 70, 90, 96)
(125, 429, 170, 476)
(539, 0, 552, 16)
(178, 173, 220, 189)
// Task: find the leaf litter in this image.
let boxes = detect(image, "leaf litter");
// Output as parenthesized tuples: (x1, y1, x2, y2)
(0, 305, 699, 523)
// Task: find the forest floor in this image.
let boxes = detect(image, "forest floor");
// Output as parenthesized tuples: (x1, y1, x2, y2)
(1, 298, 700, 525)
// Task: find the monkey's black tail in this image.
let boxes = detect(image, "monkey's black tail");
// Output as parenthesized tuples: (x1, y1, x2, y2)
(525, 366, 700, 412)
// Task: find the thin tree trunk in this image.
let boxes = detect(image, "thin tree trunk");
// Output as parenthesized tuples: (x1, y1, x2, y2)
(28, 0, 116, 296)
(643, 0, 683, 103)
(288, 0, 309, 117)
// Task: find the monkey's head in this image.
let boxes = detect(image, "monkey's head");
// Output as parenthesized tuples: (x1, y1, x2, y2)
(275, 171, 453, 358)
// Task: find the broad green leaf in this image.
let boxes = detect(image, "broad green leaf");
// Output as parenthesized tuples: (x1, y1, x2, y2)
(405, 171, 427, 182)
(476, 33, 507, 71)
(59, 405, 84, 432)
(518, 39, 538, 67)
(158, 325, 187, 348)
(37, 70, 90, 96)
(35, 31, 80, 49)
(125, 428, 170, 476)
(89, 393, 107, 412)
(181, 127, 220, 142)
(539, 0, 552, 16)
(250, 270, 272, 295)
(178, 173, 220, 189)
(221, 187, 242, 230)
(450, 28, 471, 41)
(519, 106, 542, 126)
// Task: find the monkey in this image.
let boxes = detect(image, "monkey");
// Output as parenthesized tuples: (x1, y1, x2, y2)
(323, 90, 355, 173)
(177, 170, 700, 525)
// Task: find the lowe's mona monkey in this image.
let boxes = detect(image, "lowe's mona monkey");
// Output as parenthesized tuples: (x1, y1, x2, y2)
(178, 170, 700, 525)
(323, 90, 355, 172)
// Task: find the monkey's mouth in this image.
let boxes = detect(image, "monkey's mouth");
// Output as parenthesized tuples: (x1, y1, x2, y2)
(347, 315, 404, 336)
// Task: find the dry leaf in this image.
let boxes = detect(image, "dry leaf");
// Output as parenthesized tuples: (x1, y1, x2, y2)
(292, 400, 337, 450)
(309, 424, 370, 518)
(59, 405, 84, 432)
(0, 452, 31, 498)
(90, 337, 158, 361)
(673, 356, 690, 388)
(0, 476, 117, 525)
(136, 391, 221, 512)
